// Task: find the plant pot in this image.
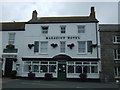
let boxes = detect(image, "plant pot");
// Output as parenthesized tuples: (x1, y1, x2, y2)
(28, 72, 35, 80)
(44, 73, 53, 80)
(11, 70, 17, 79)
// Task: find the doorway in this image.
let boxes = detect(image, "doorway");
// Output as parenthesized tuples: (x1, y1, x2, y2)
(58, 61, 66, 80)
(4, 58, 13, 77)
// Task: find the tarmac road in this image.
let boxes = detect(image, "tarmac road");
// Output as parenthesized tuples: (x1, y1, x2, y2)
(2, 77, 120, 90)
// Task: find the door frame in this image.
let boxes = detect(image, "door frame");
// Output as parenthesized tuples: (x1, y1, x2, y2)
(4, 58, 13, 77)
(57, 61, 66, 80)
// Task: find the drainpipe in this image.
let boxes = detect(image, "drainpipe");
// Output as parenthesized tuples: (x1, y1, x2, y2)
(95, 23, 99, 59)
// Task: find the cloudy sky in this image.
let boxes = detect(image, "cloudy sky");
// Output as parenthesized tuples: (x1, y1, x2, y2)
(0, 1, 119, 24)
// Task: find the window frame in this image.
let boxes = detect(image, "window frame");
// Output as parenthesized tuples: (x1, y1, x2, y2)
(77, 25, 85, 33)
(67, 61, 99, 74)
(115, 66, 120, 78)
(8, 33, 15, 45)
(113, 36, 120, 44)
(78, 41, 87, 54)
(41, 26, 49, 34)
(114, 49, 120, 60)
(23, 61, 57, 73)
(60, 41, 66, 53)
(39, 41, 48, 54)
(60, 25, 66, 34)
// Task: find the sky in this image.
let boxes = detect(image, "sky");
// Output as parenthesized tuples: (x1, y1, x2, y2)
(0, 0, 119, 24)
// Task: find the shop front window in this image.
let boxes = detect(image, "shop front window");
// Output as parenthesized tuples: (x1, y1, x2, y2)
(49, 65, 56, 73)
(40, 65, 48, 73)
(68, 65, 74, 73)
(83, 66, 90, 73)
(23, 61, 31, 72)
(33, 65, 39, 72)
(91, 66, 98, 73)
(76, 66, 82, 73)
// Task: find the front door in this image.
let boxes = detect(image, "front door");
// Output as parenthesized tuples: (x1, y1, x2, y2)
(5, 58, 13, 77)
(58, 61, 66, 80)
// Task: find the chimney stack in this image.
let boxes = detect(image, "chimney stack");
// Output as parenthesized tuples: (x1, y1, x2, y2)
(32, 10, 37, 20)
(90, 7, 96, 18)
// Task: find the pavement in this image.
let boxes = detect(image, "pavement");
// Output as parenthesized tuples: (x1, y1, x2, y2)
(1, 77, 120, 89)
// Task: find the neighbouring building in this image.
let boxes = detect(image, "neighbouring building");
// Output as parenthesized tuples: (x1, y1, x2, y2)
(1, 7, 101, 80)
(99, 24, 120, 82)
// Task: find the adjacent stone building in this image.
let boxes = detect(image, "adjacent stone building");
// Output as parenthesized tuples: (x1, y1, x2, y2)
(99, 24, 120, 81)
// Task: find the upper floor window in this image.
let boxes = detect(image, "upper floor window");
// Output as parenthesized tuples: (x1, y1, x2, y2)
(41, 26, 49, 34)
(8, 33, 15, 45)
(60, 25, 66, 34)
(78, 25, 85, 33)
(78, 41, 86, 53)
(113, 36, 120, 44)
(60, 41, 66, 53)
(40, 42, 48, 54)
(114, 49, 120, 60)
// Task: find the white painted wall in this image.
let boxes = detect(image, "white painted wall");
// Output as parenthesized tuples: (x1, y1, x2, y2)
(23, 23, 100, 59)
(1, 22, 100, 78)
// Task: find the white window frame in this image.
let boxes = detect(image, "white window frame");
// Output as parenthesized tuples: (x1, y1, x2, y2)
(113, 36, 120, 44)
(60, 25, 66, 34)
(60, 41, 66, 53)
(115, 66, 120, 78)
(78, 41, 87, 54)
(41, 26, 49, 34)
(77, 25, 85, 33)
(114, 49, 120, 60)
(39, 41, 48, 54)
(67, 61, 99, 74)
(8, 33, 15, 45)
(23, 61, 57, 73)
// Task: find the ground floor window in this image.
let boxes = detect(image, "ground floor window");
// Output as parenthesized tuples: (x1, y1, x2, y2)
(115, 66, 120, 77)
(23, 61, 57, 73)
(67, 61, 98, 74)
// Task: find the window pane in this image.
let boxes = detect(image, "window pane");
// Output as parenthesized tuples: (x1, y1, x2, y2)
(8, 33, 15, 44)
(41, 61, 48, 64)
(78, 25, 85, 33)
(49, 62, 56, 64)
(91, 62, 97, 64)
(117, 36, 120, 42)
(60, 41, 65, 53)
(24, 62, 31, 72)
(41, 26, 48, 34)
(118, 67, 120, 76)
(68, 61, 74, 64)
(49, 65, 56, 73)
(68, 66, 74, 73)
(40, 65, 48, 73)
(83, 66, 90, 73)
(76, 66, 82, 73)
(91, 66, 98, 73)
(33, 65, 39, 72)
(114, 67, 117, 76)
(40, 42, 48, 53)
(76, 62, 82, 64)
(78, 41, 86, 53)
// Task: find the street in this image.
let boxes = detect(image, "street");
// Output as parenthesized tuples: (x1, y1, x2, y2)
(1, 77, 120, 89)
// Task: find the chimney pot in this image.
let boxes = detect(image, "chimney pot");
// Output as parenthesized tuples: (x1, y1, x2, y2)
(32, 10, 38, 20)
(90, 7, 96, 18)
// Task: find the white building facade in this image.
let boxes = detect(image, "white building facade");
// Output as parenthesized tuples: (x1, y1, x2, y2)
(1, 7, 101, 80)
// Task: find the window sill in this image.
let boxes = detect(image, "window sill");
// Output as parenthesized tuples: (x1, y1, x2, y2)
(39, 53, 48, 55)
(77, 53, 87, 55)
(114, 59, 120, 60)
(113, 42, 120, 44)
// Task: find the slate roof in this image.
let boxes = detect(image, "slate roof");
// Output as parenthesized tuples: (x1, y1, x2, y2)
(27, 16, 99, 24)
(99, 24, 120, 32)
(0, 22, 25, 31)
